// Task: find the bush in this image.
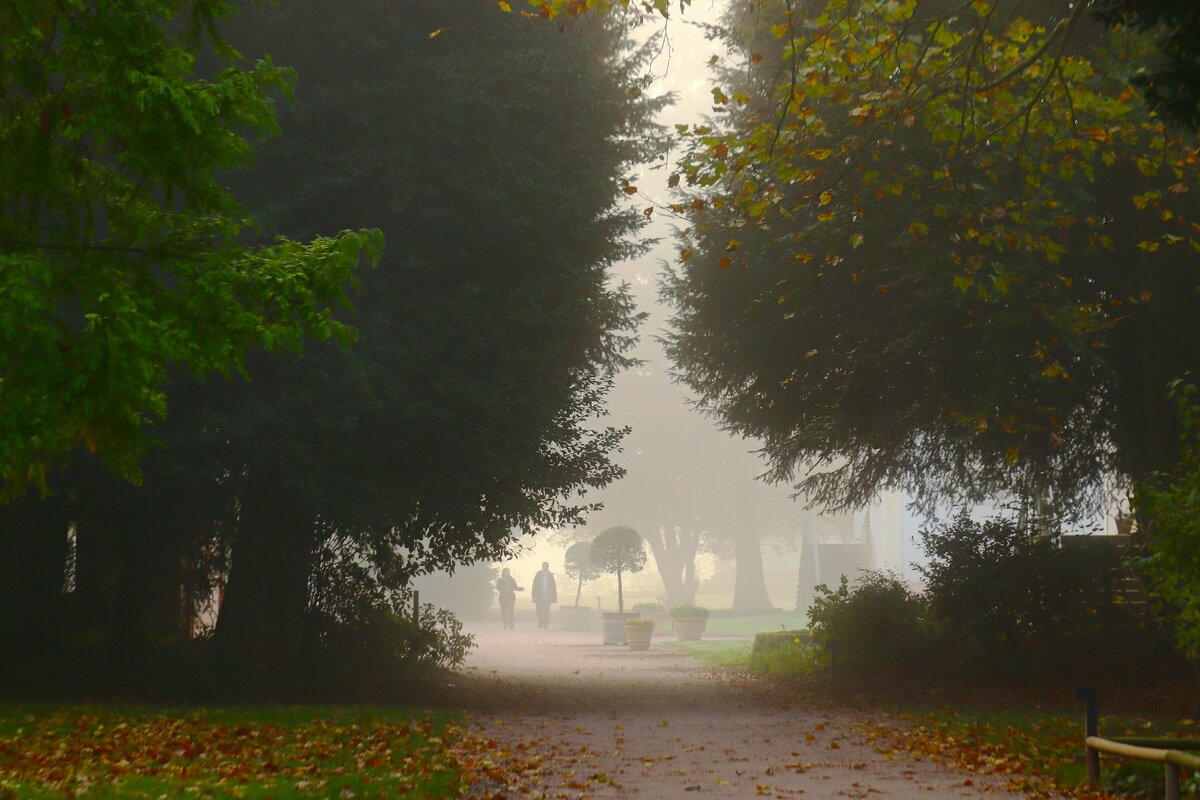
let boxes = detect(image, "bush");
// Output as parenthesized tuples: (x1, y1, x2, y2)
(751, 629, 811, 656)
(304, 605, 473, 700)
(624, 617, 655, 628)
(807, 571, 930, 678)
(631, 601, 665, 614)
(749, 631, 825, 677)
(670, 603, 710, 619)
(918, 512, 1158, 678)
(1136, 382, 1200, 663)
(299, 533, 475, 700)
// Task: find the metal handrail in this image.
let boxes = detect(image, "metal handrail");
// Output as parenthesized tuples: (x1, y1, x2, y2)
(1076, 688, 1200, 800)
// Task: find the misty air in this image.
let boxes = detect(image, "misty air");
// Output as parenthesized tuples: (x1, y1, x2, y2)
(2, 1, 1199, 798)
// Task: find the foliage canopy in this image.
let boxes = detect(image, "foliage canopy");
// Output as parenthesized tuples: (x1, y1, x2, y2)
(0, 0, 381, 497)
(663, 0, 1200, 517)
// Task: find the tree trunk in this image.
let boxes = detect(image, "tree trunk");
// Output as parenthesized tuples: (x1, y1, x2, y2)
(214, 472, 316, 687)
(616, 568, 624, 613)
(0, 495, 71, 661)
(644, 525, 701, 607)
(731, 529, 774, 611)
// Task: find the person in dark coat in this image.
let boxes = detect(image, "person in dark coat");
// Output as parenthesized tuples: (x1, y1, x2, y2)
(531, 561, 558, 629)
(496, 567, 523, 629)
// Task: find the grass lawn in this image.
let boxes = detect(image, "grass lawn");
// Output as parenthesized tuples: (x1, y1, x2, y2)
(660, 640, 752, 669)
(0, 704, 463, 798)
(701, 610, 808, 638)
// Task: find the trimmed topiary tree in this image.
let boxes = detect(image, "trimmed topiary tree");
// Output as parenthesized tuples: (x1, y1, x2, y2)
(564, 541, 603, 608)
(591, 525, 647, 613)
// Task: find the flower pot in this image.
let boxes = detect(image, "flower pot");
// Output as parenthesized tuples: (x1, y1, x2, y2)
(557, 605, 592, 631)
(602, 611, 638, 645)
(624, 620, 654, 651)
(672, 617, 707, 641)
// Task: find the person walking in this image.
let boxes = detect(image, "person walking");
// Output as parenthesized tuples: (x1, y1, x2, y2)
(531, 561, 558, 629)
(496, 567, 523, 629)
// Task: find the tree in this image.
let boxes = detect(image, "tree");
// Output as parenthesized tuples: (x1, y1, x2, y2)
(190, 0, 664, 674)
(1093, 0, 1200, 130)
(564, 541, 603, 607)
(591, 525, 648, 613)
(641, 526, 702, 607)
(1135, 382, 1200, 665)
(0, 0, 381, 497)
(663, 0, 1200, 522)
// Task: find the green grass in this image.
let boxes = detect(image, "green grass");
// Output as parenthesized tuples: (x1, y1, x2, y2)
(0, 704, 463, 799)
(661, 640, 753, 669)
(750, 642, 827, 678)
(700, 610, 809, 637)
(877, 705, 1200, 799)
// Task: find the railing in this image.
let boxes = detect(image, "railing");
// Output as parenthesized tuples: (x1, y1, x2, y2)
(1076, 687, 1200, 800)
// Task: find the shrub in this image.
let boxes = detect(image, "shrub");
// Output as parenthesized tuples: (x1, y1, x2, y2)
(807, 571, 930, 678)
(749, 631, 825, 677)
(917, 511, 1157, 677)
(624, 617, 655, 628)
(751, 629, 811, 656)
(299, 533, 475, 700)
(670, 603, 710, 619)
(1135, 381, 1200, 663)
(631, 601, 665, 614)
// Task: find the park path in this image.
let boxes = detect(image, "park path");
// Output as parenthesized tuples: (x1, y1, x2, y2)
(449, 622, 1036, 800)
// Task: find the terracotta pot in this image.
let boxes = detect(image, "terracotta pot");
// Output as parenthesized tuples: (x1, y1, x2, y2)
(672, 617, 707, 641)
(624, 620, 655, 651)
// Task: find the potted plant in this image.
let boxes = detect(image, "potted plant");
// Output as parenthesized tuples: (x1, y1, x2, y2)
(670, 603, 710, 641)
(623, 617, 655, 651)
(559, 541, 602, 630)
(591, 525, 648, 645)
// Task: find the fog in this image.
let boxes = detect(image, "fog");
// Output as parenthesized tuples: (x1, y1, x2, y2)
(414, 3, 921, 620)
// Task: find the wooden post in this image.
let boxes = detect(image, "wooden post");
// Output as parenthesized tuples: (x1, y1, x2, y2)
(1165, 762, 1180, 800)
(1075, 687, 1101, 784)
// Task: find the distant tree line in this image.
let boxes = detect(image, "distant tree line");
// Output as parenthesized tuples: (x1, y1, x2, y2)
(0, 0, 662, 699)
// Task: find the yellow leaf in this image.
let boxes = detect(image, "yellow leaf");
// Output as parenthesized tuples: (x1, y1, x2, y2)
(497, 0, 512, 10)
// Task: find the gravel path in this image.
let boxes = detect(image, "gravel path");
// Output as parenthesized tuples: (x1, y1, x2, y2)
(451, 622, 1034, 799)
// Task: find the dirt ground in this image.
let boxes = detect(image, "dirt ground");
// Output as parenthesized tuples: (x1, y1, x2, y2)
(450, 618, 1040, 799)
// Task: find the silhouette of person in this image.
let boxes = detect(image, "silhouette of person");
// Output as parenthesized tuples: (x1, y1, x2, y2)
(496, 567, 523, 629)
(531, 561, 558, 629)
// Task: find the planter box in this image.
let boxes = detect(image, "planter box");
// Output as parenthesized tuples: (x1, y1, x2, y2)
(557, 606, 592, 631)
(624, 620, 655, 651)
(602, 611, 639, 645)
(672, 617, 707, 641)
